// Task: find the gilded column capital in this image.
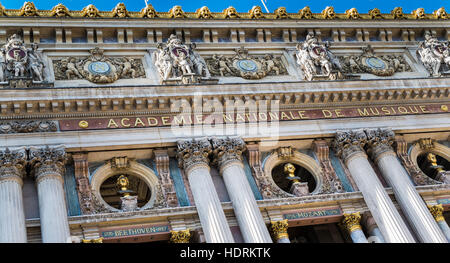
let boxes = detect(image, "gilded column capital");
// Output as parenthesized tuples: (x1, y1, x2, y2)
(342, 212, 363, 233)
(365, 128, 396, 161)
(29, 145, 67, 184)
(331, 130, 368, 162)
(170, 229, 191, 243)
(270, 219, 289, 241)
(81, 237, 103, 243)
(211, 136, 246, 171)
(177, 138, 212, 173)
(0, 147, 27, 184)
(428, 204, 445, 222)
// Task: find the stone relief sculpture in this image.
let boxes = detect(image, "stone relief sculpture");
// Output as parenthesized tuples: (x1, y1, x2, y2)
(0, 34, 48, 87)
(140, 4, 158, 18)
(168, 5, 186, 18)
(369, 8, 383, 19)
(298, 6, 312, 19)
(249, 6, 264, 19)
(18, 1, 39, 17)
(53, 47, 145, 83)
(152, 34, 213, 84)
(206, 47, 287, 80)
(50, 3, 71, 17)
(274, 7, 289, 19)
(223, 6, 240, 19)
(196, 6, 213, 19)
(416, 33, 450, 77)
(339, 45, 411, 76)
(295, 34, 345, 81)
(111, 3, 129, 18)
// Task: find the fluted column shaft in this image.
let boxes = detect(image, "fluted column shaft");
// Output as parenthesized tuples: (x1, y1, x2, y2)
(366, 129, 447, 243)
(333, 130, 415, 243)
(30, 146, 70, 243)
(177, 139, 234, 243)
(212, 137, 272, 243)
(0, 147, 28, 243)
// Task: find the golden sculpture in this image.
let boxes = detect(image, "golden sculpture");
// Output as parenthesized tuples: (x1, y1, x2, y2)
(112, 3, 129, 18)
(322, 6, 336, 19)
(391, 7, 405, 19)
(140, 4, 158, 18)
(50, 3, 71, 17)
(346, 8, 360, 19)
(270, 219, 289, 240)
(284, 163, 300, 183)
(169, 5, 186, 18)
(342, 212, 362, 232)
(428, 204, 445, 222)
(434, 7, 448, 19)
(426, 153, 445, 173)
(274, 7, 289, 19)
(223, 6, 240, 19)
(116, 175, 132, 197)
(412, 8, 426, 19)
(249, 6, 264, 19)
(18, 2, 38, 17)
(196, 6, 213, 19)
(82, 4, 101, 17)
(298, 6, 312, 19)
(369, 8, 383, 19)
(170, 229, 191, 243)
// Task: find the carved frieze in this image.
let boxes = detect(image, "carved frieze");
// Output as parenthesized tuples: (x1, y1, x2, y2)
(206, 47, 287, 80)
(53, 47, 145, 83)
(0, 120, 57, 133)
(339, 46, 411, 76)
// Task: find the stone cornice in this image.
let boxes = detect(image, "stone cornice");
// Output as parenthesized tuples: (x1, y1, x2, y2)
(0, 78, 448, 119)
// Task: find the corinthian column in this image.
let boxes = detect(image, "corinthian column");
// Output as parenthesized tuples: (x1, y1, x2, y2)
(365, 128, 447, 243)
(177, 138, 234, 243)
(0, 147, 28, 243)
(428, 204, 450, 242)
(341, 212, 368, 243)
(270, 219, 290, 243)
(212, 137, 272, 243)
(29, 146, 71, 243)
(332, 130, 415, 243)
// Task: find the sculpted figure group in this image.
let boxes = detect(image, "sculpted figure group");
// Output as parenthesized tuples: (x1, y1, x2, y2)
(152, 34, 210, 84)
(0, 34, 45, 83)
(417, 33, 450, 77)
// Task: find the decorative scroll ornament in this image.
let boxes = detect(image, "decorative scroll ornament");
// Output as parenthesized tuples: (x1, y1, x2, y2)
(0, 120, 57, 133)
(54, 47, 145, 83)
(295, 34, 347, 81)
(207, 47, 287, 80)
(339, 46, 410, 76)
(417, 33, 450, 77)
(0, 34, 47, 86)
(270, 219, 289, 240)
(170, 229, 191, 243)
(152, 34, 213, 84)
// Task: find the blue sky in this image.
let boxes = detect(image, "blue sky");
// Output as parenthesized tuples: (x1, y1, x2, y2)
(0, 0, 448, 13)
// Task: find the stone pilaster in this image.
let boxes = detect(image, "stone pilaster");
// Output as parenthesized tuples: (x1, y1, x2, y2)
(270, 219, 290, 243)
(72, 153, 95, 215)
(365, 128, 447, 243)
(332, 130, 415, 243)
(154, 149, 178, 207)
(177, 138, 234, 243)
(341, 212, 368, 243)
(428, 204, 450, 242)
(312, 140, 345, 194)
(211, 137, 272, 243)
(0, 147, 28, 243)
(170, 229, 191, 243)
(29, 145, 71, 243)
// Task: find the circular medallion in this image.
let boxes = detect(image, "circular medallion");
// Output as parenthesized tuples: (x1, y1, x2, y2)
(88, 61, 111, 75)
(365, 57, 386, 70)
(78, 120, 89, 129)
(236, 59, 258, 72)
